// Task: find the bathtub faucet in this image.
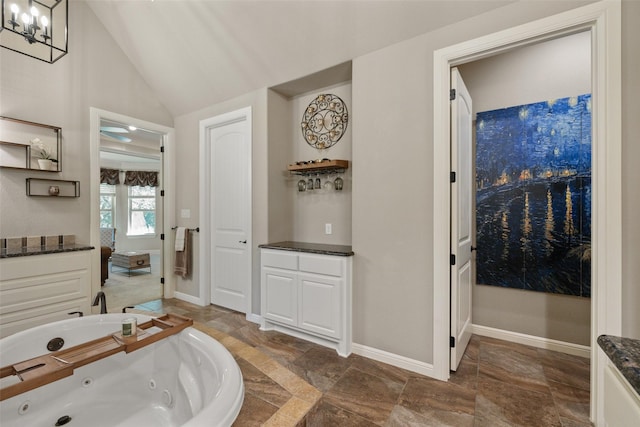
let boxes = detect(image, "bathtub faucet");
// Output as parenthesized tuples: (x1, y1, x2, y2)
(92, 291, 108, 314)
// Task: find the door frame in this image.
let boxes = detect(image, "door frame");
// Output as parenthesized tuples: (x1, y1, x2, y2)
(432, 1, 621, 424)
(89, 107, 176, 306)
(198, 106, 252, 312)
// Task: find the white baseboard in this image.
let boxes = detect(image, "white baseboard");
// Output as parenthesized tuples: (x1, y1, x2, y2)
(352, 343, 435, 378)
(246, 313, 262, 325)
(174, 291, 206, 306)
(471, 324, 591, 359)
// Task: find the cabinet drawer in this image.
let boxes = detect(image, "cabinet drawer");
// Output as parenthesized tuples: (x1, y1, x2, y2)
(299, 254, 344, 277)
(262, 250, 298, 270)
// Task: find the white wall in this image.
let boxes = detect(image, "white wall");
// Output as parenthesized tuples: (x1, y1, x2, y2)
(458, 31, 591, 345)
(0, 1, 172, 246)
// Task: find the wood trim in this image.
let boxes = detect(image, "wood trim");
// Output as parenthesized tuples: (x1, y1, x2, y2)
(287, 159, 349, 174)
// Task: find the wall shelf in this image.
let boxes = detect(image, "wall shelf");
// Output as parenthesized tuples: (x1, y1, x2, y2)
(26, 178, 80, 198)
(287, 159, 349, 176)
(0, 117, 62, 172)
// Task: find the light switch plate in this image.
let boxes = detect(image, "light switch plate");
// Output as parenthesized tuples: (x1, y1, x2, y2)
(325, 223, 332, 235)
(181, 209, 191, 219)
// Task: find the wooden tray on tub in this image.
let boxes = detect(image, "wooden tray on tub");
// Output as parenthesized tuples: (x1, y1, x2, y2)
(0, 313, 193, 401)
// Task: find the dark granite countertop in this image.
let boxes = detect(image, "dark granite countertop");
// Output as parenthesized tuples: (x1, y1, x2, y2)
(1, 244, 94, 258)
(259, 241, 354, 257)
(598, 335, 640, 395)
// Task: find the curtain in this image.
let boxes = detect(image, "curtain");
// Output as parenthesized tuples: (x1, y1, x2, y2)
(124, 170, 159, 187)
(100, 168, 120, 185)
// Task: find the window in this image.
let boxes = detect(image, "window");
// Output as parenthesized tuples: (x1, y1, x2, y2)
(99, 184, 116, 228)
(128, 186, 156, 235)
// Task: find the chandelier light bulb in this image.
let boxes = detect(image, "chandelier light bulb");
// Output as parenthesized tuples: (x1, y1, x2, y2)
(1, 0, 69, 63)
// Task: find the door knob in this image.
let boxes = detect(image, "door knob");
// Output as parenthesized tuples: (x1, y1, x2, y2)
(239, 240, 247, 244)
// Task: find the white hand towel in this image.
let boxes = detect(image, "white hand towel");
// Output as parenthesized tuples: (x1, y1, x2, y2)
(175, 227, 186, 251)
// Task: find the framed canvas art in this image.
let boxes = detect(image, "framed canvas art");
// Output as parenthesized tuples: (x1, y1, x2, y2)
(475, 94, 591, 298)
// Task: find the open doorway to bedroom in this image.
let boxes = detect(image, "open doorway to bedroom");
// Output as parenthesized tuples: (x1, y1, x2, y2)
(98, 118, 164, 312)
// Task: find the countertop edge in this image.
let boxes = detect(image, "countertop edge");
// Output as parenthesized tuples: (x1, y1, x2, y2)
(597, 334, 640, 396)
(259, 242, 354, 257)
(1, 245, 95, 258)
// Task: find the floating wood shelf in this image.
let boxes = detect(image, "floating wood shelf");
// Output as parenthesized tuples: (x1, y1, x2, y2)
(287, 159, 349, 175)
(0, 314, 193, 401)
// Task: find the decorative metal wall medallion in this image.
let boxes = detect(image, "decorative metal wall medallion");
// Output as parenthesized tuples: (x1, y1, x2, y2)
(301, 94, 348, 149)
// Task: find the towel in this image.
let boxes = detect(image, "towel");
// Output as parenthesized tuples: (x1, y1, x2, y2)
(174, 228, 191, 278)
(175, 227, 186, 251)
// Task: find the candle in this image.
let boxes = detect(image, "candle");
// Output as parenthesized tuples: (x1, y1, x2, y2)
(41, 15, 48, 37)
(10, 3, 19, 23)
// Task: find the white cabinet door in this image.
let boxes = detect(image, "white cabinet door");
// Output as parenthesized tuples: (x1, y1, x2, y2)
(262, 267, 298, 327)
(299, 273, 342, 339)
(604, 361, 640, 426)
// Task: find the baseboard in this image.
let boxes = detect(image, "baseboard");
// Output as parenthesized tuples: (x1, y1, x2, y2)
(246, 313, 262, 325)
(471, 324, 591, 359)
(351, 343, 435, 378)
(174, 291, 206, 306)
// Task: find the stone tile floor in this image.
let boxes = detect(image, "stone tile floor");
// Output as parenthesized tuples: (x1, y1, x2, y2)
(135, 298, 592, 426)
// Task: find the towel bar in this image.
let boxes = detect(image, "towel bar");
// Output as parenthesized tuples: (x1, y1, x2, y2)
(171, 227, 199, 232)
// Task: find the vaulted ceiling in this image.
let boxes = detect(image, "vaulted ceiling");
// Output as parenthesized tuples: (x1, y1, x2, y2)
(87, 0, 513, 117)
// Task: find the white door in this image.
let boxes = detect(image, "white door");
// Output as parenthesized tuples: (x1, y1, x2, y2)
(450, 68, 473, 371)
(209, 116, 251, 312)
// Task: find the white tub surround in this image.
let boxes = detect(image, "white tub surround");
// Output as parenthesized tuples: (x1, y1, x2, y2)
(0, 314, 244, 427)
(259, 242, 353, 357)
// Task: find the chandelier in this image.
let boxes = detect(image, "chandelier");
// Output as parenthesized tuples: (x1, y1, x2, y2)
(1, 0, 68, 63)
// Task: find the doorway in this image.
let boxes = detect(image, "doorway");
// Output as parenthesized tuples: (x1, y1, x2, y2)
(432, 2, 622, 424)
(99, 121, 164, 312)
(89, 108, 176, 313)
(450, 31, 593, 370)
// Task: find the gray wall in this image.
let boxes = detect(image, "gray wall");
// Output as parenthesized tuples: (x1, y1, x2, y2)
(0, 1, 172, 245)
(290, 83, 353, 245)
(172, 90, 269, 313)
(620, 0, 640, 339)
(350, 0, 640, 364)
(458, 32, 591, 346)
(2, 0, 637, 369)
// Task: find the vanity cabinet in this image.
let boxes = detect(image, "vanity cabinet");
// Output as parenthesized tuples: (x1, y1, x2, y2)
(0, 251, 91, 338)
(260, 248, 352, 356)
(603, 360, 640, 426)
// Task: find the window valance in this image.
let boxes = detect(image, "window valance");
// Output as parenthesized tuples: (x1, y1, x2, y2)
(124, 170, 159, 187)
(100, 168, 120, 185)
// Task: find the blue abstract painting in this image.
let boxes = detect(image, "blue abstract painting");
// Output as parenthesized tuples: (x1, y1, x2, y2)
(475, 94, 591, 298)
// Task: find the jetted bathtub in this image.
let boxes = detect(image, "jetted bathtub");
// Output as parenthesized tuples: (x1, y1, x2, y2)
(0, 314, 244, 427)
